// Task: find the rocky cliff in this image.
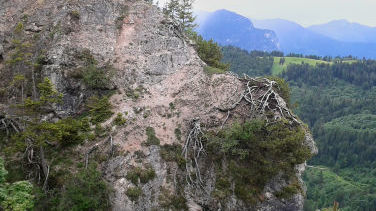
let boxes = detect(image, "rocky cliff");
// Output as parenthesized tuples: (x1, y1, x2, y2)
(0, 0, 316, 210)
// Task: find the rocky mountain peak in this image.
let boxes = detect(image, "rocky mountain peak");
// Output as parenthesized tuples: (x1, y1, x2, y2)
(0, 0, 315, 210)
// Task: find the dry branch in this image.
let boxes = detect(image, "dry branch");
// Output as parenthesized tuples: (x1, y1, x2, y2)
(218, 76, 299, 123)
(182, 119, 206, 187)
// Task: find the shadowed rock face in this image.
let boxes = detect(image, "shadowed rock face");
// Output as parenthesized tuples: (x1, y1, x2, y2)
(0, 1, 316, 210)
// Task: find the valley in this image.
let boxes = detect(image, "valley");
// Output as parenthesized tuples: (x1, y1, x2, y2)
(221, 46, 376, 210)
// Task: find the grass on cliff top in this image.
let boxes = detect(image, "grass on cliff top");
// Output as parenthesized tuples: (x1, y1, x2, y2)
(204, 66, 226, 75)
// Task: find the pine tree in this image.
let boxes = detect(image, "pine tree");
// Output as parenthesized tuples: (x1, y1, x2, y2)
(163, 0, 179, 20)
(178, 0, 196, 31)
(163, 0, 196, 32)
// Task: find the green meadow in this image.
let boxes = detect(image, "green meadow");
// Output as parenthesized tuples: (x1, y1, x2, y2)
(271, 57, 330, 75)
(271, 57, 357, 75)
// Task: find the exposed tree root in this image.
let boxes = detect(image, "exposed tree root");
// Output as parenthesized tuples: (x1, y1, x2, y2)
(218, 75, 299, 123)
(85, 143, 100, 169)
(85, 134, 115, 169)
(0, 115, 51, 190)
(0, 115, 21, 139)
(181, 76, 300, 189)
(182, 118, 206, 187)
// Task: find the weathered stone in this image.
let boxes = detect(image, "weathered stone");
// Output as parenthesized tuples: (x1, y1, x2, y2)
(25, 23, 42, 32)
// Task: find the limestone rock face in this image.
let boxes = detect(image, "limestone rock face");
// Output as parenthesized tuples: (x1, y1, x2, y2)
(0, 0, 316, 210)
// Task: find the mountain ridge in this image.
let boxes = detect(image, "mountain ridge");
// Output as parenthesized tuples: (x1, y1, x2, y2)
(308, 19, 376, 43)
(196, 10, 376, 58)
(196, 9, 280, 52)
(253, 18, 376, 58)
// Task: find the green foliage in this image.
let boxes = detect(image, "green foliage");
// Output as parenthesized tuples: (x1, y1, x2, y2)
(275, 178, 302, 199)
(160, 144, 186, 168)
(78, 49, 97, 66)
(49, 23, 62, 39)
(279, 58, 376, 210)
(144, 127, 160, 146)
(159, 187, 188, 210)
(0, 158, 34, 211)
(55, 118, 90, 146)
(163, 0, 196, 32)
(20, 77, 63, 113)
(126, 187, 142, 201)
(289, 82, 376, 166)
(174, 128, 182, 141)
(126, 166, 156, 185)
(313, 114, 376, 168)
(5, 39, 33, 67)
(11, 117, 90, 149)
(126, 87, 143, 100)
(82, 65, 110, 90)
(203, 66, 226, 75)
(206, 119, 311, 204)
(94, 123, 106, 137)
(212, 174, 232, 200)
(218, 47, 376, 210)
(115, 16, 125, 30)
(76, 49, 111, 90)
(221, 46, 274, 77)
(38, 77, 63, 105)
(113, 113, 127, 126)
(0, 159, 6, 184)
(190, 32, 229, 71)
(14, 22, 24, 34)
(10, 74, 26, 87)
(303, 167, 376, 211)
(272, 57, 330, 75)
(87, 96, 114, 124)
(1, 181, 34, 211)
(169, 102, 175, 110)
(57, 164, 111, 211)
(69, 10, 80, 20)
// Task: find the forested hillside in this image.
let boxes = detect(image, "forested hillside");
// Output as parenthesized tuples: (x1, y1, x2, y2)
(222, 46, 376, 211)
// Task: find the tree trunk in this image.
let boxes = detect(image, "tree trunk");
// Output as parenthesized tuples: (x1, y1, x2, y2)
(39, 146, 49, 190)
(32, 69, 37, 100)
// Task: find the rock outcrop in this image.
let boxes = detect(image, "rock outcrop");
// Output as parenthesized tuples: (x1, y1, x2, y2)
(0, 0, 316, 210)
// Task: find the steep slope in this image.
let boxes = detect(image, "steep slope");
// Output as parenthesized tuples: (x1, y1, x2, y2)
(0, 0, 315, 210)
(308, 19, 376, 43)
(253, 18, 376, 58)
(197, 10, 279, 52)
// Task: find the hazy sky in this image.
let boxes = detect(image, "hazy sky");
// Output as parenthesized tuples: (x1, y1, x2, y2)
(191, 0, 376, 26)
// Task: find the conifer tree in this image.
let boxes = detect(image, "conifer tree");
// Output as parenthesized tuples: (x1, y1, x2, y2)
(178, 0, 197, 31)
(163, 0, 196, 32)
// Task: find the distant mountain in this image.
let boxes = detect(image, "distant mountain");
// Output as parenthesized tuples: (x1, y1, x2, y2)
(253, 18, 376, 58)
(195, 10, 210, 26)
(196, 10, 279, 52)
(308, 20, 376, 43)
